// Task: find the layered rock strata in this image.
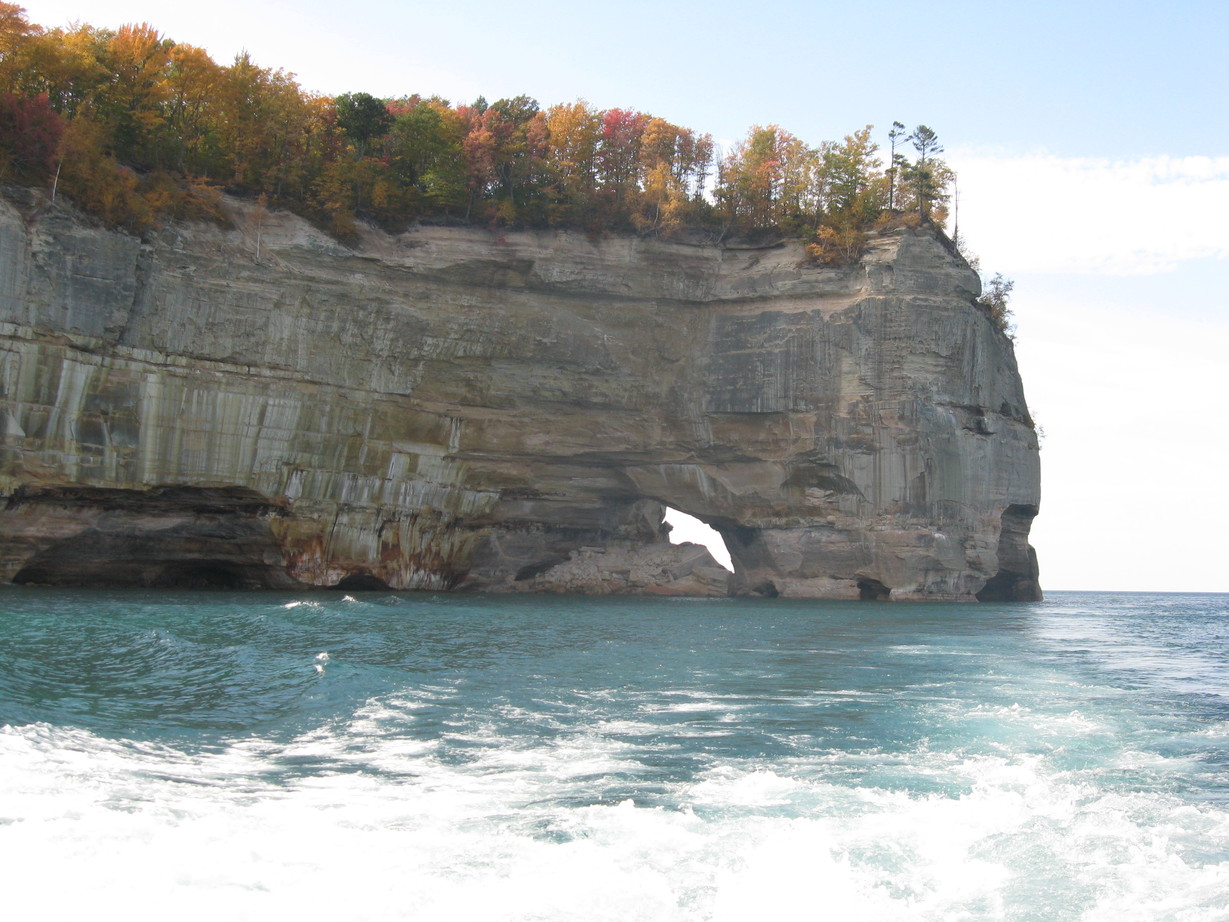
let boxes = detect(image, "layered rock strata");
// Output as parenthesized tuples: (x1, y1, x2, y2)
(0, 187, 1041, 599)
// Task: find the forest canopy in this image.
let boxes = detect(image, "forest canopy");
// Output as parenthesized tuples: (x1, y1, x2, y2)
(0, 3, 965, 271)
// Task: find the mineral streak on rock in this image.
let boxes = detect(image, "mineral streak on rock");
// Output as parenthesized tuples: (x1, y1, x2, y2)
(0, 188, 1041, 600)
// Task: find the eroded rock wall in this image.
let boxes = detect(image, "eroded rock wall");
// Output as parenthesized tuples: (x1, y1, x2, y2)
(0, 187, 1041, 599)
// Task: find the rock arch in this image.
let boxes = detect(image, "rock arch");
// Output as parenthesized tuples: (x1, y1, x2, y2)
(0, 191, 1041, 600)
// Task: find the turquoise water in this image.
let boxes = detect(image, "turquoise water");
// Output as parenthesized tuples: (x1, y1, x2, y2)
(2, 588, 1227, 920)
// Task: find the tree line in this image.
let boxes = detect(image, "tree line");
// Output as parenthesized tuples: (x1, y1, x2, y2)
(0, 8, 967, 255)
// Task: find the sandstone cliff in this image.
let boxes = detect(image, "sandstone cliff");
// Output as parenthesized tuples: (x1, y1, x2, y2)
(0, 186, 1041, 600)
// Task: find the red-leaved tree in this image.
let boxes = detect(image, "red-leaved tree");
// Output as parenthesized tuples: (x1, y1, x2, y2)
(0, 91, 62, 182)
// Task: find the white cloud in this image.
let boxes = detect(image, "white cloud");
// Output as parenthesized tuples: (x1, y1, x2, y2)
(949, 151, 1229, 275)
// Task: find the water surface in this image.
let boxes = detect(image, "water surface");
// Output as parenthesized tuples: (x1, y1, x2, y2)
(2, 588, 1226, 920)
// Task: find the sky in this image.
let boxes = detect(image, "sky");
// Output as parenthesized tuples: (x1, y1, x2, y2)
(18, 0, 1229, 592)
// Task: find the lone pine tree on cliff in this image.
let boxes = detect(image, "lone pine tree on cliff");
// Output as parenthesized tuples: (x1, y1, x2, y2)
(902, 124, 946, 221)
(886, 121, 906, 210)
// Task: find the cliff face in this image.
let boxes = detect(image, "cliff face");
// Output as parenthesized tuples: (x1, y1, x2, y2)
(0, 188, 1041, 600)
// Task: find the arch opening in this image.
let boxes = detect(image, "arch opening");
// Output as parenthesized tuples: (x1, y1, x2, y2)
(661, 507, 734, 572)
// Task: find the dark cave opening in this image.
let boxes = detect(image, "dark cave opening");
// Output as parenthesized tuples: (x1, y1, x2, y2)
(975, 503, 1043, 602)
(151, 562, 246, 590)
(4, 485, 297, 590)
(14, 557, 251, 590)
(857, 577, 892, 601)
(334, 573, 392, 591)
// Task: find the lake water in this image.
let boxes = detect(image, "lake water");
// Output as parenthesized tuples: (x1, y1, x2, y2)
(2, 588, 1227, 920)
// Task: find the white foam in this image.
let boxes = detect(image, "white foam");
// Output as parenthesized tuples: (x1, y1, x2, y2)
(3, 713, 1229, 922)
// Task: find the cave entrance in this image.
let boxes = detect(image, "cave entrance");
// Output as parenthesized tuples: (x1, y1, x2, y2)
(4, 485, 300, 590)
(975, 503, 1042, 602)
(857, 577, 892, 601)
(335, 573, 392, 591)
(661, 507, 734, 572)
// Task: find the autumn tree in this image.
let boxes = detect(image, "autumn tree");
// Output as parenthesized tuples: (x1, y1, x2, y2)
(817, 125, 880, 217)
(385, 96, 467, 217)
(976, 272, 1015, 333)
(807, 125, 883, 263)
(54, 115, 152, 229)
(0, 90, 61, 181)
(595, 107, 646, 224)
(159, 43, 223, 173)
(92, 23, 174, 168)
(636, 117, 709, 233)
(318, 91, 392, 220)
(215, 53, 315, 196)
(679, 130, 714, 201)
(0, 1, 35, 91)
(466, 95, 549, 225)
(10, 23, 110, 118)
(716, 124, 816, 231)
(544, 99, 601, 224)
